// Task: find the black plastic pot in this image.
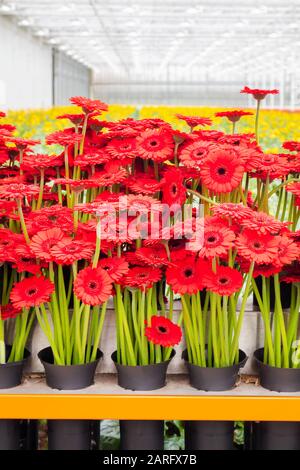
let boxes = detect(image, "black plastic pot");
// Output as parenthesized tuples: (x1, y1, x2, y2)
(47, 420, 92, 450)
(111, 349, 175, 391)
(38, 347, 102, 451)
(0, 420, 20, 450)
(38, 346, 102, 390)
(253, 347, 300, 392)
(253, 277, 291, 311)
(120, 420, 164, 450)
(182, 349, 247, 391)
(183, 349, 247, 450)
(253, 348, 300, 449)
(185, 421, 234, 450)
(252, 421, 300, 450)
(0, 345, 30, 389)
(112, 350, 175, 450)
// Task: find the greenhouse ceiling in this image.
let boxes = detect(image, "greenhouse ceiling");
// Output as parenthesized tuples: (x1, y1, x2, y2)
(1, 0, 300, 81)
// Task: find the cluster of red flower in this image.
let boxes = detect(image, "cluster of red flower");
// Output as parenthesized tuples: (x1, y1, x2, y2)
(0, 89, 299, 367)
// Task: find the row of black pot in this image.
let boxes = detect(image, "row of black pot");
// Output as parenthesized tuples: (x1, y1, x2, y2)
(1, 345, 300, 450)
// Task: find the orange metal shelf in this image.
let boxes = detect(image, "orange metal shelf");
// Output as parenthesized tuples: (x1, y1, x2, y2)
(0, 375, 299, 421)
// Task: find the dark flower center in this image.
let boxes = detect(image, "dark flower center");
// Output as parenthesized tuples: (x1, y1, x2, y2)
(207, 235, 216, 243)
(21, 257, 32, 263)
(171, 184, 177, 195)
(184, 268, 193, 278)
(158, 326, 167, 334)
(217, 167, 226, 175)
(88, 281, 98, 290)
(27, 288, 37, 296)
(149, 140, 158, 147)
(219, 277, 229, 285)
(253, 242, 261, 249)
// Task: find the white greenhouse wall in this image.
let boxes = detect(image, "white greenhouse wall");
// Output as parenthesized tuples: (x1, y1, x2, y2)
(0, 16, 53, 109)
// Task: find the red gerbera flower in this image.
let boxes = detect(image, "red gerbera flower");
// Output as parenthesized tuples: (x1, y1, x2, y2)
(241, 211, 287, 235)
(236, 229, 279, 264)
(10, 276, 54, 309)
(135, 246, 169, 267)
(46, 129, 82, 147)
(161, 167, 186, 207)
(0, 111, 6, 118)
(125, 174, 161, 195)
(198, 224, 235, 259)
(240, 86, 279, 100)
(98, 257, 129, 282)
(166, 256, 207, 295)
(179, 140, 212, 168)
(203, 265, 243, 296)
(13, 243, 41, 274)
(0, 183, 40, 200)
(275, 235, 300, 267)
(200, 148, 245, 194)
(145, 316, 182, 347)
(283, 141, 300, 152)
(50, 238, 94, 265)
(211, 203, 253, 222)
(215, 110, 253, 122)
(69, 96, 108, 114)
(175, 114, 212, 129)
(105, 137, 137, 159)
(136, 128, 174, 162)
(56, 113, 85, 125)
(122, 266, 162, 291)
(74, 266, 112, 305)
(30, 228, 66, 261)
(0, 304, 22, 320)
(25, 205, 73, 236)
(3, 136, 40, 150)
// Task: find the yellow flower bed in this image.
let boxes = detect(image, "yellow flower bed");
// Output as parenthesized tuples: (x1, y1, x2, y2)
(2, 104, 300, 153)
(140, 106, 300, 153)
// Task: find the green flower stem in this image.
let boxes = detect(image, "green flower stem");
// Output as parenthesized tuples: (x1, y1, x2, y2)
(73, 192, 80, 232)
(190, 294, 201, 365)
(255, 98, 261, 143)
(280, 187, 289, 222)
(92, 218, 101, 268)
(138, 289, 148, 365)
(115, 285, 136, 366)
(36, 169, 45, 210)
(287, 285, 300, 354)
(35, 305, 63, 365)
(187, 189, 216, 206)
(168, 290, 174, 321)
(0, 317, 5, 364)
(91, 302, 107, 362)
(252, 278, 275, 366)
(16, 198, 30, 244)
(72, 263, 82, 364)
(181, 295, 198, 365)
(79, 114, 89, 155)
(146, 288, 155, 364)
(58, 265, 71, 364)
(19, 149, 24, 176)
(274, 274, 289, 367)
(262, 276, 270, 363)
(222, 296, 230, 365)
(216, 295, 226, 366)
(196, 292, 206, 367)
(14, 308, 29, 361)
(210, 292, 220, 367)
(232, 121, 236, 134)
(230, 263, 255, 364)
(81, 305, 91, 363)
(86, 306, 98, 362)
(49, 262, 65, 363)
(131, 290, 143, 363)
